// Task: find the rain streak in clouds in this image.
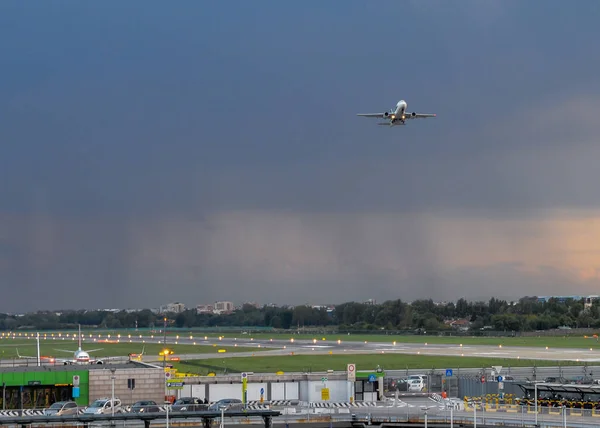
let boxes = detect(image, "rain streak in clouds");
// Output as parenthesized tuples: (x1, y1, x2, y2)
(1, 1, 600, 311)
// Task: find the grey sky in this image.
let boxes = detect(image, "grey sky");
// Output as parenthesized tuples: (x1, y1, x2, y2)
(1, 1, 600, 311)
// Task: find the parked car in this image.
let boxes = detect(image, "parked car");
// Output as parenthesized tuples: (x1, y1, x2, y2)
(208, 398, 243, 412)
(83, 398, 122, 414)
(130, 400, 160, 413)
(172, 397, 208, 412)
(43, 401, 79, 416)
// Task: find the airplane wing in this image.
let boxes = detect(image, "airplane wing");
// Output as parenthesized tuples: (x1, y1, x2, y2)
(357, 113, 388, 118)
(405, 113, 436, 119)
(84, 348, 104, 353)
(54, 349, 77, 353)
(16, 349, 36, 359)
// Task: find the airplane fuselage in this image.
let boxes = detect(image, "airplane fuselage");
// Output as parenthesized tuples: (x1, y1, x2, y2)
(383, 100, 410, 125)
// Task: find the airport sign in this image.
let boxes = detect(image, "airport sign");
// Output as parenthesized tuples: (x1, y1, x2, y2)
(445, 369, 453, 377)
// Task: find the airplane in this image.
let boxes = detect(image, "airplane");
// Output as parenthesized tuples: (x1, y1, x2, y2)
(17, 325, 144, 365)
(357, 99, 436, 126)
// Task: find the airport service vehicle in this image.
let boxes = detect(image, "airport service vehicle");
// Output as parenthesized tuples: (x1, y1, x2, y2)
(83, 398, 122, 414)
(357, 99, 436, 127)
(43, 401, 79, 416)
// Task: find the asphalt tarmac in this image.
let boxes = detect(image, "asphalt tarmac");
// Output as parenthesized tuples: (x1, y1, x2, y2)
(137, 336, 600, 363)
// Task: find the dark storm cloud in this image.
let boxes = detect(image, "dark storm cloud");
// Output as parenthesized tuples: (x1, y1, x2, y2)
(1, 1, 600, 312)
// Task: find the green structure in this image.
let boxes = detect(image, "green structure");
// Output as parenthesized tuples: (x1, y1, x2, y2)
(0, 370, 88, 409)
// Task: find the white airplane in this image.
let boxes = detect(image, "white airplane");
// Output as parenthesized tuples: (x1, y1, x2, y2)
(17, 325, 143, 365)
(357, 99, 436, 126)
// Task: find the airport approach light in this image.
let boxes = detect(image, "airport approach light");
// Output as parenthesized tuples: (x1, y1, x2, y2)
(234, 343, 237, 347)
(251, 338, 254, 341)
(290, 338, 294, 343)
(591, 348, 594, 351)
(283, 346, 286, 349)
(499, 345, 502, 348)
(460, 344, 463, 347)
(176, 335, 179, 340)
(338, 340, 341, 344)
(189, 336, 193, 340)
(425, 343, 428, 346)
(313, 339, 316, 344)
(270, 339, 273, 342)
(193, 342, 196, 345)
(546, 346, 549, 350)
(258, 344, 261, 348)
(204, 336, 208, 340)
(392, 341, 396, 345)
(364, 341, 368, 344)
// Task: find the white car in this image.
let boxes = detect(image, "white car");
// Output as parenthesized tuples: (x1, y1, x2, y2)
(83, 398, 122, 414)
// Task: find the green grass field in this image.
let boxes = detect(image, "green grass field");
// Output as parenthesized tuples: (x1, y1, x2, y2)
(170, 354, 581, 375)
(0, 338, 261, 359)
(5, 329, 600, 349)
(155, 332, 600, 349)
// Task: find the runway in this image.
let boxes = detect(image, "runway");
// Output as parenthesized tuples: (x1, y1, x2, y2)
(135, 336, 600, 363)
(3, 334, 600, 366)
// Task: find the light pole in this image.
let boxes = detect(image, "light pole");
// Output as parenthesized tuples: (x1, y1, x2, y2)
(165, 399, 170, 428)
(534, 381, 539, 426)
(562, 405, 566, 428)
(473, 400, 477, 428)
(220, 405, 227, 428)
(110, 368, 116, 421)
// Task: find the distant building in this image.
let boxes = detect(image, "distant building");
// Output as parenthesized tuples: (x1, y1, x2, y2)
(160, 302, 186, 314)
(536, 295, 599, 308)
(214, 301, 234, 314)
(196, 304, 214, 314)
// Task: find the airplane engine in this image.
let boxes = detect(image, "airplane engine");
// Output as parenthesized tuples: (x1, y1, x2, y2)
(383, 112, 389, 117)
(95, 360, 104, 365)
(411, 112, 416, 117)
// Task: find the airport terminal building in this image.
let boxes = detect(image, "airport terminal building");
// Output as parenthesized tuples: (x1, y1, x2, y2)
(0, 362, 163, 410)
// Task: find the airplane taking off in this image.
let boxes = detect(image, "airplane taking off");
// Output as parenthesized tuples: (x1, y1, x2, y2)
(357, 99, 436, 126)
(17, 325, 144, 365)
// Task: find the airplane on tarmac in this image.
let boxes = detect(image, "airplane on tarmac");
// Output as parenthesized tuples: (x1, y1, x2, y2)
(357, 99, 436, 127)
(16, 325, 144, 365)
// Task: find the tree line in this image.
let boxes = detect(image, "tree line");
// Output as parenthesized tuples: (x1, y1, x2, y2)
(1, 296, 598, 333)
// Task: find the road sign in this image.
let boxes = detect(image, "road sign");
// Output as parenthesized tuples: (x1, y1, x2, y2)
(347, 363, 356, 382)
(167, 382, 184, 389)
(445, 369, 453, 377)
(321, 377, 328, 382)
(368, 374, 377, 382)
(260, 387, 264, 394)
(498, 382, 504, 390)
(73, 375, 80, 387)
(241, 372, 248, 381)
(497, 375, 503, 382)
(321, 388, 330, 401)
(165, 372, 172, 379)
(72, 387, 80, 398)
(481, 376, 486, 383)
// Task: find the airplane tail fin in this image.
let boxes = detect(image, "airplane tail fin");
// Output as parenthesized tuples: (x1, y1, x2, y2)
(78, 324, 82, 350)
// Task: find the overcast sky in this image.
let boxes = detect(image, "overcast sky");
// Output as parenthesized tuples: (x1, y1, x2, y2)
(1, 1, 600, 312)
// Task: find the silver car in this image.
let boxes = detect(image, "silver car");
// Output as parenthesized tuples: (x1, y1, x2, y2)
(43, 401, 79, 416)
